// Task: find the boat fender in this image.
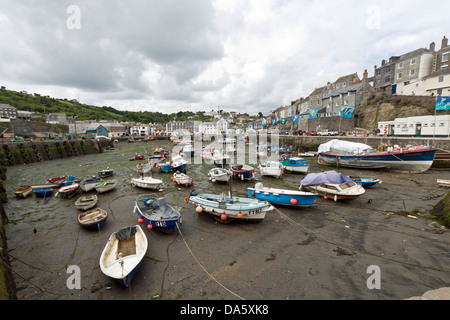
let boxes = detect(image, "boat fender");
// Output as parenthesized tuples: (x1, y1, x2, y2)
(221, 214, 228, 221)
(290, 198, 297, 205)
(196, 206, 203, 213)
(138, 218, 144, 224)
(334, 195, 337, 202)
(147, 224, 153, 229)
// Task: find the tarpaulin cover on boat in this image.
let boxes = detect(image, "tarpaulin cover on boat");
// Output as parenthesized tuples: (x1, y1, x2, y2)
(318, 139, 372, 154)
(300, 171, 353, 186)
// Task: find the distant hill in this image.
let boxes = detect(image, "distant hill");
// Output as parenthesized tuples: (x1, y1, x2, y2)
(0, 88, 194, 123)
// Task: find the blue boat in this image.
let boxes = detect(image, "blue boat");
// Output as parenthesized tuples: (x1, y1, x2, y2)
(77, 208, 108, 230)
(350, 176, 382, 187)
(247, 183, 318, 207)
(171, 155, 187, 171)
(134, 194, 181, 233)
(34, 187, 54, 197)
(99, 225, 147, 287)
(58, 175, 81, 186)
(157, 162, 173, 173)
(230, 164, 256, 180)
(317, 140, 436, 173)
(279, 157, 310, 173)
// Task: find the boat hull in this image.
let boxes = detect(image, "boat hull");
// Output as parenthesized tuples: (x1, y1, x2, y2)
(95, 180, 117, 193)
(14, 186, 33, 198)
(189, 194, 273, 222)
(301, 185, 364, 201)
(318, 149, 436, 173)
(78, 208, 108, 230)
(34, 188, 54, 197)
(99, 225, 147, 287)
(131, 177, 163, 190)
(247, 188, 318, 207)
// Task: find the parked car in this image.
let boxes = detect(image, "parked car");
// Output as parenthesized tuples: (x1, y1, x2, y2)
(317, 129, 339, 136)
(305, 131, 317, 136)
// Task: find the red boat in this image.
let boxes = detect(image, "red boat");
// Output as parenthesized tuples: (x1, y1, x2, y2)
(48, 174, 68, 184)
(135, 155, 145, 160)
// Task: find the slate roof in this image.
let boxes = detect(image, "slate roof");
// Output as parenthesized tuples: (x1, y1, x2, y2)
(322, 82, 363, 99)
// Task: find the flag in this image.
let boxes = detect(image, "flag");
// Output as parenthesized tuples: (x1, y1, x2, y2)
(281, 118, 286, 124)
(340, 106, 355, 118)
(262, 118, 266, 127)
(309, 109, 318, 119)
(435, 96, 450, 111)
(272, 119, 277, 125)
(292, 114, 299, 123)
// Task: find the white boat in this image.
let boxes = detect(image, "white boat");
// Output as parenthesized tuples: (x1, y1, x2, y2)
(298, 152, 317, 157)
(172, 171, 193, 186)
(437, 179, 450, 187)
(80, 176, 103, 192)
(95, 179, 117, 193)
(75, 195, 98, 211)
(131, 175, 163, 190)
(212, 149, 231, 165)
(299, 171, 366, 201)
(99, 225, 148, 287)
(188, 191, 274, 223)
(259, 161, 284, 178)
(171, 155, 188, 171)
(208, 167, 231, 183)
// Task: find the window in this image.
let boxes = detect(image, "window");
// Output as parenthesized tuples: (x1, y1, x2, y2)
(442, 52, 449, 62)
(411, 58, 417, 65)
(398, 62, 404, 69)
(397, 72, 403, 79)
(410, 69, 415, 76)
(439, 76, 444, 83)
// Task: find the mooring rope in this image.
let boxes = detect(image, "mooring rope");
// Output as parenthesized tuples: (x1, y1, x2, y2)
(175, 222, 245, 300)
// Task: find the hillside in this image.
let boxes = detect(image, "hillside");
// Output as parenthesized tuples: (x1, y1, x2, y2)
(0, 88, 194, 123)
(356, 92, 449, 130)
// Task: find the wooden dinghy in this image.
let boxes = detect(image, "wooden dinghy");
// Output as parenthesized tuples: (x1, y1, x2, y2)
(436, 179, 450, 187)
(99, 225, 147, 287)
(75, 195, 98, 211)
(77, 208, 108, 230)
(14, 185, 33, 198)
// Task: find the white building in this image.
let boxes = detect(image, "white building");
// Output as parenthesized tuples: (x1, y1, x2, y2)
(423, 67, 450, 96)
(378, 115, 450, 137)
(197, 118, 228, 135)
(130, 125, 151, 136)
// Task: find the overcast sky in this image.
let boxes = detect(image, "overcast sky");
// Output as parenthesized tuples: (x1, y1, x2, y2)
(0, 0, 449, 115)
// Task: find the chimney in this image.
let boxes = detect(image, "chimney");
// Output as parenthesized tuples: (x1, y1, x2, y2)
(363, 69, 368, 79)
(442, 36, 448, 49)
(430, 42, 435, 52)
(381, 59, 386, 66)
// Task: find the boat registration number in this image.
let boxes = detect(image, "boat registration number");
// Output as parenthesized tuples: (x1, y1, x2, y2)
(249, 209, 262, 215)
(155, 221, 166, 227)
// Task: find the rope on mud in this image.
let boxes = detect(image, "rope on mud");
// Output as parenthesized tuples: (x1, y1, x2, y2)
(175, 222, 245, 300)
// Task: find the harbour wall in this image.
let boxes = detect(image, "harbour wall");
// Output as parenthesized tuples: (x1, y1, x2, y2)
(0, 139, 113, 166)
(0, 138, 113, 299)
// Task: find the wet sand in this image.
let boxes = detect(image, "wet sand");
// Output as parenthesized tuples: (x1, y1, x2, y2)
(3, 140, 450, 300)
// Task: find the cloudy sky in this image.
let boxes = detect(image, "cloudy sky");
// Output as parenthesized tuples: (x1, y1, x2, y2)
(0, 0, 449, 115)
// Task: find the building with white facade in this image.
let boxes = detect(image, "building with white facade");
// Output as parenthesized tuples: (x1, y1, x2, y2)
(378, 115, 450, 137)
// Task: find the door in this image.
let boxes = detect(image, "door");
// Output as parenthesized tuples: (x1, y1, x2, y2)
(391, 85, 397, 94)
(415, 124, 422, 137)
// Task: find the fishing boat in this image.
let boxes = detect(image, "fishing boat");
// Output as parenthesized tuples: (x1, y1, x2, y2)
(157, 161, 173, 173)
(188, 191, 274, 223)
(171, 155, 187, 172)
(134, 194, 181, 233)
(98, 168, 114, 179)
(299, 171, 365, 201)
(78, 208, 108, 230)
(75, 195, 98, 211)
(230, 164, 256, 181)
(95, 179, 117, 193)
(213, 150, 231, 165)
(99, 225, 147, 287)
(80, 176, 103, 192)
(131, 174, 163, 190)
(57, 183, 80, 198)
(33, 187, 54, 197)
(317, 140, 436, 173)
(349, 176, 382, 188)
(208, 167, 231, 183)
(14, 185, 33, 198)
(279, 157, 310, 173)
(259, 161, 284, 178)
(181, 144, 195, 157)
(436, 179, 450, 187)
(172, 171, 193, 186)
(47, 174, 68, 184)
(247, 182, 318, 207)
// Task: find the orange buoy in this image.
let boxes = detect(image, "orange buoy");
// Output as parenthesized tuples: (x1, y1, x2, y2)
(138, 218, 144, 224)
(290, 198, 297, 205)
(221, 214, 227, 221)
